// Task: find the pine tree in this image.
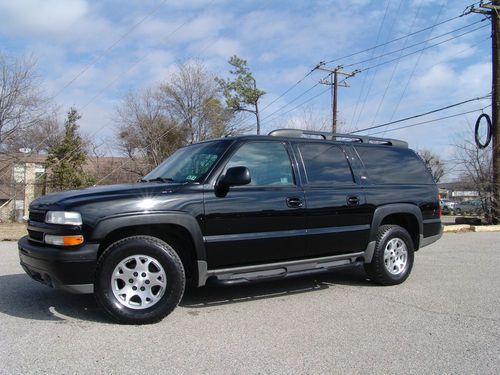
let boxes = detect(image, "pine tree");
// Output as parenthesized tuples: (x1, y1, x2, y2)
(46, 108, 94, 191)
(217, 55, 265, 135)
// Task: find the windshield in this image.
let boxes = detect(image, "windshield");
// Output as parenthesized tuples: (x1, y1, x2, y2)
(142, 140, 230, 183)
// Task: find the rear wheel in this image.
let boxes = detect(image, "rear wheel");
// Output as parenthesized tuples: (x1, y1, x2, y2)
(364, 225, 414, 286)
(95, 235, 185, 324)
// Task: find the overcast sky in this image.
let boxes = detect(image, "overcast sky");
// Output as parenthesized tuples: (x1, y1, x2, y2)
(0, 0, 492, 178)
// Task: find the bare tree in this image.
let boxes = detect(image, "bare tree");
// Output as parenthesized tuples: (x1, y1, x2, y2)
(0, 53, 46, 149)
(3, 109, 62, 154)
(453, 138, 493, 223)
(116, 88, 186, 175)
(417, 149, 445, 183)
(160, 61, 235, 143)
(282, 106, 330, 132)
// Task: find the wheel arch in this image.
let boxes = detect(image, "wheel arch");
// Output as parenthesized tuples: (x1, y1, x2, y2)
(92, 212, 205, 286)
(369, 204, 423, 250)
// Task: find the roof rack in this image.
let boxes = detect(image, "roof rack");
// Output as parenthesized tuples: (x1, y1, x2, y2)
(268, 128, 408, 148)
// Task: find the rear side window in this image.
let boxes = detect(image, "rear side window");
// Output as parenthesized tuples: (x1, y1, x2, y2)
(298, 143, 354, 185)
(355, 146, 434, 184)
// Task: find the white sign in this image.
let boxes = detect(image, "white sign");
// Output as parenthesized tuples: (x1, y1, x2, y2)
(452, 191, 479, 197)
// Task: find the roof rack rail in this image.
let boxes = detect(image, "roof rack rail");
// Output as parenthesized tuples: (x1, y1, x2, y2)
(268, 128, 408, 148)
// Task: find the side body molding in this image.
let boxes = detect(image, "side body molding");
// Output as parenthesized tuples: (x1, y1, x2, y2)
(91, 212, 207, 262)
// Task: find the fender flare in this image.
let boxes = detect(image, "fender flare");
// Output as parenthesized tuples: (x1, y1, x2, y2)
(369, 203, 423, 243)
(91, 211, 206, 261)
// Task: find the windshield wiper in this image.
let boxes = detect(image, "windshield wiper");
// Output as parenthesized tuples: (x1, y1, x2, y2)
(140, 177, 175, 183)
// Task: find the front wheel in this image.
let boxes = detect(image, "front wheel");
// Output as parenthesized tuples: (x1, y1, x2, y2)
(95, 236, 185, 324)
(364, 225, 414, 286)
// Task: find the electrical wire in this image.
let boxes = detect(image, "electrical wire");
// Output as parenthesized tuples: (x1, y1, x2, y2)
(51, 0, 170, 100)
(260, 67, 319, 112)
(369, 0, 424, 127)
(264, 87, 331, 126)
(349, 0, 393, 129)
(322, 12, 467, 66)
(343, 18, 488, 69)
(367, 106, 491, 135)
(359, 23, 489, 73)
(350, 95, 491, 134)
(44, 1, 218, 170)
(261, 82, 321, 124)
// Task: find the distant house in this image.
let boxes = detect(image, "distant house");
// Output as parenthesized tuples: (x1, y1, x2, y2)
(0, 153, 141, 222)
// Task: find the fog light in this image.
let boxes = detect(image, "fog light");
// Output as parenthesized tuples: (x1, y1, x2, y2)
(45, 235, 84, 246)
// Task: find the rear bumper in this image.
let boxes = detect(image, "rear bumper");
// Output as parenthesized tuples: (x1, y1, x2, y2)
(18, 236, 98, 294)
(420, 225, 443, 248)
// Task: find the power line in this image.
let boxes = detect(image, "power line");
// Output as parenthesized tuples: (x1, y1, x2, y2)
(321, 7, 472, 66)
(349, 0, 394, 129)
(367, 106, 491, 135)
(369, 0, 424, 128)
(260, 67, 318, 112)
(44, 2, 218, 169)
(359, 23, 489, 73)
(51, 0, 170, 100)
(343, 17, 488, 69)
(350, 95, 492, 134)
(264, 87, 331, 126)
(381, 0, 447, 136)
(261, 83, 321, 123)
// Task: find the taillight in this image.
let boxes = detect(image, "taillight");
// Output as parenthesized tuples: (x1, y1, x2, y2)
(438, 195, 442, 218)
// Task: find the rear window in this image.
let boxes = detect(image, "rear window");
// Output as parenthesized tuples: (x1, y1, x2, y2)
(355, 146, 433, 184)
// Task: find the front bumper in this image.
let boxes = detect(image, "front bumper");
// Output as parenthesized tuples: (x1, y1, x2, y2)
(18, 236, 98, 294)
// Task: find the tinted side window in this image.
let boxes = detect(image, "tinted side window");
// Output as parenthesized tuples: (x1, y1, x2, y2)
(355, 146, 433, 184)
(225, 142, 294, 186)
(298, 143, 354, 185)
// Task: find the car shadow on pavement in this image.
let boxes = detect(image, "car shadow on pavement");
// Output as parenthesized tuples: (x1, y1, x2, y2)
(0, 267, 372, 322)
(0, 274, 108, 324)
(180, 266, 372, 309)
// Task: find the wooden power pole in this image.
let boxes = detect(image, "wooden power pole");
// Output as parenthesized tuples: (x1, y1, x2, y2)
(317, 65, 358, 133)
(470, 1, 500, 223)
(492, 0, 500, 223)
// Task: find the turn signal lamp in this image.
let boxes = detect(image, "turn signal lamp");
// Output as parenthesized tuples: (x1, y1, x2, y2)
(45, 234, 84, 246)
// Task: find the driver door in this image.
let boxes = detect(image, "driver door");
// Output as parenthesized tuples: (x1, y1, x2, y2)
(203, 140, 307, 269)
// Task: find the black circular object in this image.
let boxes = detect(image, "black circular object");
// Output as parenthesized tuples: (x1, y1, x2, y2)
(474, 113, 492, 149)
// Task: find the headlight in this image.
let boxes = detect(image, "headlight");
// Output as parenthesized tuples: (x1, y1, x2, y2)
(45, 211, 83, 225)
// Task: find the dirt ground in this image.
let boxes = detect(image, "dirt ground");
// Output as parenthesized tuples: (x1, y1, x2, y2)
(0, 223, 27, 241)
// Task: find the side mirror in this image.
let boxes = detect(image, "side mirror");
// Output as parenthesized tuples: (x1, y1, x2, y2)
(216, 166, 251, 197)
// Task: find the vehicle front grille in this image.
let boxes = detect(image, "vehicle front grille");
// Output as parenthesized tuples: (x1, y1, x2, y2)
(29, 210, 46, 223)
(27, 230, 44, 242)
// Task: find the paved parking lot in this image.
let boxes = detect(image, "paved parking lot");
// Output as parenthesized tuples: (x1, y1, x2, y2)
(0, 233, 499, 374)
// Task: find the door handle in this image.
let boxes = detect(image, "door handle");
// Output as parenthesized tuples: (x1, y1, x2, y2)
(286, 197, 304, 208)
(347, 196, 360, 206)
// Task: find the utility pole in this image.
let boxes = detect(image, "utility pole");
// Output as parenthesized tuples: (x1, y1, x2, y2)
(469, 1, 500, 223)
(492, 0, 500, 224)
(316, 65, 358, 133)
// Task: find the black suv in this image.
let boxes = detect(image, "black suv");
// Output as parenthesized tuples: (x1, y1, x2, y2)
(18, 129, 442, 324)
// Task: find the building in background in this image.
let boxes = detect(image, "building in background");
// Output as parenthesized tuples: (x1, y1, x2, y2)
(0, 154, 141, 222)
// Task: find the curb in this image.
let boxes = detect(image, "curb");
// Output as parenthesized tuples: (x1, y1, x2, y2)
(443, 224, 500, 233)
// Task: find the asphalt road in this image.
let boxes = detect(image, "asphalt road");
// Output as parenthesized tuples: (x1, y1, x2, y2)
(0, 233, 499, 375)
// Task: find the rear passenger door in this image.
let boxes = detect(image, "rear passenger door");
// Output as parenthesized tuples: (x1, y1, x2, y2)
(295, 141, 371, 256)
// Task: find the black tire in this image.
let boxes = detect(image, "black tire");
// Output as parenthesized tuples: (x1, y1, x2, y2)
(95, 235, 185, 324)
(364, 225, 414, 286)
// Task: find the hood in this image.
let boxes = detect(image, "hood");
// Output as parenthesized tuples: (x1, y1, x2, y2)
(30, 182, 186, 210)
